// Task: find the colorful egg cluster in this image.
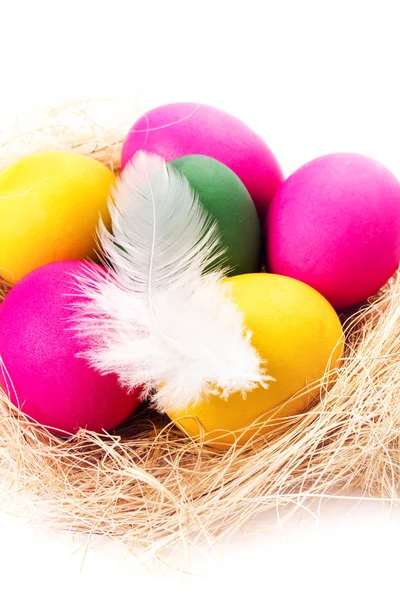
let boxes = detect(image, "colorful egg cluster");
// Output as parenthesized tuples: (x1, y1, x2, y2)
(0, 101, 399, 443)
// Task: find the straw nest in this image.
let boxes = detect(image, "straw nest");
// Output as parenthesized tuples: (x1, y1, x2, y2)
(0, 101, 399, 559)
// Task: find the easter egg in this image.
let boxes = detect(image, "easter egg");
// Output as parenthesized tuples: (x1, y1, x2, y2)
(267, 153, 400, 309)
(0, 261, 141, 435)
(121, 103, 283, 220)
(171, 155, 261, 275)
(166, 273, 344, 447)
(0, 152, 115, 284)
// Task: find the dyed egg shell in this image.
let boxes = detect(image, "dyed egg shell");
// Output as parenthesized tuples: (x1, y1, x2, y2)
(0, 152, 115, 284)
(167, 273, 344, 448)
(171, 155, 261, 275)
(121, 102, 283, 220)
(267, 153, 400, 309)
(0, 261, 141, 435)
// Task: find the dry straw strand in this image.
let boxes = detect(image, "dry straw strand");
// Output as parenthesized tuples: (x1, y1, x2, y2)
(0, 101, 399, 559)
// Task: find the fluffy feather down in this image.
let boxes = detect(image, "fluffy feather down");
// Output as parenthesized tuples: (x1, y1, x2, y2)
(74, 152, 271, 413)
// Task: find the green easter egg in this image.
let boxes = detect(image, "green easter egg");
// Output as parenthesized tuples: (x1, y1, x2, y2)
(171, 155, 261, 276)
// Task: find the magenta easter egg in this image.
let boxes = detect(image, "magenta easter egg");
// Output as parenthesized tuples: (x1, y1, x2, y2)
(0, 261, 141, 435)
(121, 103, 283, 219)
(267, 153, 400, 309)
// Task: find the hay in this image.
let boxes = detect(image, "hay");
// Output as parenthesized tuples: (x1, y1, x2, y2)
(0, 102, 399, 558)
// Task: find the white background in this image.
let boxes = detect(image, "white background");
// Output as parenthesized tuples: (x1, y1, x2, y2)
(1, 0, 400, 597)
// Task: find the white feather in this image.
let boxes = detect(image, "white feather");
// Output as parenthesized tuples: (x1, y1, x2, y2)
(74, 151, 272, 413)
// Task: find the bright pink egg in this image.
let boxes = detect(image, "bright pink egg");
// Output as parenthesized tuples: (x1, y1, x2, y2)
(0, 261, 141, 435)
(267, 153, 400, 309)
(121, 102, 283, 220)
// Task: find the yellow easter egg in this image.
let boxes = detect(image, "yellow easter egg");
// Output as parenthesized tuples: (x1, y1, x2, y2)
(0, 152, 115, 283)
(167, 273, 344, 447)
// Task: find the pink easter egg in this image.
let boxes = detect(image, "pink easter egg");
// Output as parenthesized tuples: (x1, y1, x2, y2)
(121, 102, 283, 220)
(267, 153, 400, 309)
(0, 261, 141, 435)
